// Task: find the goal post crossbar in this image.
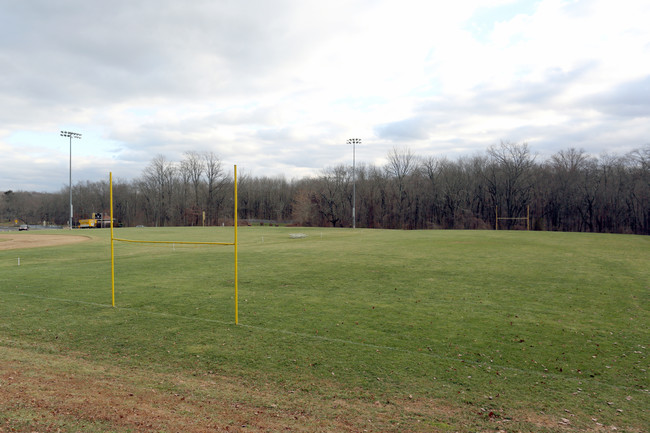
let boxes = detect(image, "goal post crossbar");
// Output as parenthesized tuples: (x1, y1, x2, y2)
(112, 238, 234, 246)
(495, 205, 530, 230)
(109, 165, 239, 324)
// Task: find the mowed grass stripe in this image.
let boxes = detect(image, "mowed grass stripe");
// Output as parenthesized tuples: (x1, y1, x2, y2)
(2, 288, 644, 398)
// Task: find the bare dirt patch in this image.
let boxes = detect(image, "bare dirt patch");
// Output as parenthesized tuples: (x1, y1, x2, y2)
(0, 344, 441, 432)
(0, 233, 89, 250)
(1, 343, 625, 433)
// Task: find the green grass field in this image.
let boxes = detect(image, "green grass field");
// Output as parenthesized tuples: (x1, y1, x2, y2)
(1, 227, 648, 432)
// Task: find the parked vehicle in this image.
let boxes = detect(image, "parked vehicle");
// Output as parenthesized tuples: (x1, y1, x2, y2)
(79, 213, 115, 228)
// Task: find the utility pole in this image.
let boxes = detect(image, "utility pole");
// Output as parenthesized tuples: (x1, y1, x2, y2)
(60, 131, 82, 229)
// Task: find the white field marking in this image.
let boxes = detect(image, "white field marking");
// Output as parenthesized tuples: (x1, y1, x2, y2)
(2, 291, 642, 393)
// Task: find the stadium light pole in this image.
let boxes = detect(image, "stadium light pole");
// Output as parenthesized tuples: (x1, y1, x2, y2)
(347, 138, 361, 229)
(60, 131, 82, 229)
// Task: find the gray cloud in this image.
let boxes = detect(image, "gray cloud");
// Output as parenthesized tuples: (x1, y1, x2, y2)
(1, 1, 650, 192)
(1, 1, 311, 106)
(374, 59, 650, 158)
(375, 116, 434, 140)
(585, 75, 650, 118)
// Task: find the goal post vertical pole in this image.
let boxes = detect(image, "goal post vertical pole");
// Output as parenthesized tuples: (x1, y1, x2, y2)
(234, 165, 239, 325)
(110, 172, 115, 307)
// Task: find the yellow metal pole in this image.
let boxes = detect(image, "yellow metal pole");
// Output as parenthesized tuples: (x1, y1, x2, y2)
(110, 172, 115, 307)
(495, 206, 498, 230)
(527, 205, 530, 231)
(234, 165, 238, 325)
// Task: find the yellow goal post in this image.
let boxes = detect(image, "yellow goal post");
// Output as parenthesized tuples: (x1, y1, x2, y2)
(109, 165, 240, 324)
(495, 205, 530, 231)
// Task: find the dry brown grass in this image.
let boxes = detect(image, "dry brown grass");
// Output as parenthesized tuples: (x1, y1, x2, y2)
(2, 343, 629, 432)
(0, 234, 89, 251)
(0, 344, 450, 432)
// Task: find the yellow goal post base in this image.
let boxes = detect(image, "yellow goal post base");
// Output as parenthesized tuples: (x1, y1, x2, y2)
(109, 165, 239, 324)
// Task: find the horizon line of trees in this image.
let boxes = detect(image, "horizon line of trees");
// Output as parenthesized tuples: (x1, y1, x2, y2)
(2, 142, 649, 235)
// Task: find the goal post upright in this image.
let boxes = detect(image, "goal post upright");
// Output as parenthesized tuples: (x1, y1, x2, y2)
(234, 164, 238, 325)
(110, 172, 115, 307)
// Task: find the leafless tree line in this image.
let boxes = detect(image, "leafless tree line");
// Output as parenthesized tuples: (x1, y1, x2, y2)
(2, 143, 648, 234)
(288, 142, 649, 234)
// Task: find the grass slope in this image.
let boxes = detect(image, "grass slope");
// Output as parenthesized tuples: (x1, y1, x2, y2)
(1, 227, 648, 432)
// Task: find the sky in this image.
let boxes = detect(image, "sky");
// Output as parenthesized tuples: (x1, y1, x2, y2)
(1, 0, 649, 192)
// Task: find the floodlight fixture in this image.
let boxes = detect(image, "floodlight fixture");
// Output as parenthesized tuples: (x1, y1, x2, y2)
(61, 130, 82, 230)
(60, 131, 82, 139)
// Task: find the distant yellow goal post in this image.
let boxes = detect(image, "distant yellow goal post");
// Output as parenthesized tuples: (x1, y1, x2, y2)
(495, 205, 530, 231)
(109, 165, 239, 324)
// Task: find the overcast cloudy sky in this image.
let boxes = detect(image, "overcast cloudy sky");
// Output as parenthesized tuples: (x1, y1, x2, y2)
(1, 0, 649, 192)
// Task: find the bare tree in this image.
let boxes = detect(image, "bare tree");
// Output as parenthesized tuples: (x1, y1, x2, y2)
(181, 151, 204, 210)
(544, 148, 592, 230)
(316, 165, 352, 227)
(292, 188, 315, 226)
(625, 145, 650, 233)
(140, 155, 176, 227)
(203, 151, 225, 224)
(385, 146, 419, 228)
(420, 156, 444, 227)
(111, 177, 142, 227)
(485, 141, 536, 227)
(386, 146, 417, 180)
